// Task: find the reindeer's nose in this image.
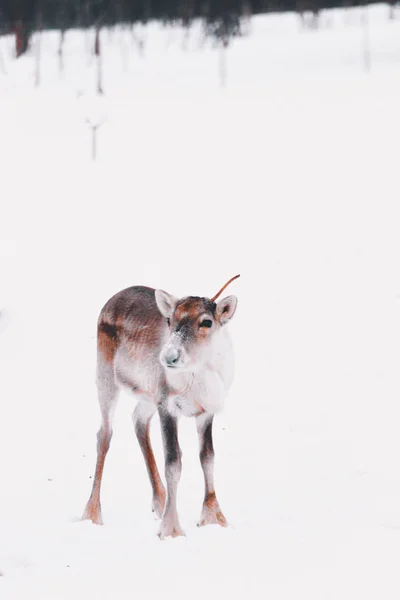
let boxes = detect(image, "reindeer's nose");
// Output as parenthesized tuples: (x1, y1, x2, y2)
(164, 348, 180, 367)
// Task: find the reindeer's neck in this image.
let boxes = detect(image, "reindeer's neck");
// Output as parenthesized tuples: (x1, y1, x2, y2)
(165, 329, 234, 417)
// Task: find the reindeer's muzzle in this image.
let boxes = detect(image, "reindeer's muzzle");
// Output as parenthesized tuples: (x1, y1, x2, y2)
(162, 347, 181, 368)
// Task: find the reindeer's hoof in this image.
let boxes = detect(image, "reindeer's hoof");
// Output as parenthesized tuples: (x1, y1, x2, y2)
(82, 503, 103, 526)
(158, 517, 185, 540)
(198, 511, 228, 528)
(198, 497, 228, 528)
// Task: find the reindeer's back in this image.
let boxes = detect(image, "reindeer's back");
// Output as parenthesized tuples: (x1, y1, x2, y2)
(97, 286, 166, 365)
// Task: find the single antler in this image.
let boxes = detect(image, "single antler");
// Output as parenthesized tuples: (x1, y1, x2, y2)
(210, 274, 240, 303)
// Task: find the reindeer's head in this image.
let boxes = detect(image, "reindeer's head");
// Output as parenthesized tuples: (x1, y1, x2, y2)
(155, 275, 239, 372)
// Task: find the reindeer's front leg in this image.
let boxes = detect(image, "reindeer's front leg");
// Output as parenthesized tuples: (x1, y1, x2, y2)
(196, 413, 228, 528)
(158, 406, 185, 539)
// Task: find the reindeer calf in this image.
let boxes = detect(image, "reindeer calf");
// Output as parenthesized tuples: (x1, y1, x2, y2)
(83, 275, 239, 538)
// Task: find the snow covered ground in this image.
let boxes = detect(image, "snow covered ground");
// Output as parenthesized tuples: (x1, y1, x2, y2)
(1, 4, 400, 598)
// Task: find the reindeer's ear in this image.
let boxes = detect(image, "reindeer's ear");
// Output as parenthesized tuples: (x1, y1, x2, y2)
(215, 295, 238, 325)
(155, 289, 177, 319)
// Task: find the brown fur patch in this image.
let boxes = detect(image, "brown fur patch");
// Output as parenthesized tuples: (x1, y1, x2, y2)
(136, 421, 166, 517)
(204, 491, 217, 508)
(97, 321, 117, 362)
(144, 426, 166, 503)
(175, 297, 215, 321)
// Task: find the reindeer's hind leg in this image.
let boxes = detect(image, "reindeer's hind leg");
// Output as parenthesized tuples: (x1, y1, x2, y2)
(83, 359, 119, 525)
(133, 400, 166, 518)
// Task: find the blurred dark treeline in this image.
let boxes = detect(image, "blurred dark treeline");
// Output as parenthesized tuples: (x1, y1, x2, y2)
(0, 0, 383, 31)
(0, 0, 393, 56)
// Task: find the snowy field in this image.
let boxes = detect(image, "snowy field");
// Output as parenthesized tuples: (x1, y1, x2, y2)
(1, 3, 400, 598)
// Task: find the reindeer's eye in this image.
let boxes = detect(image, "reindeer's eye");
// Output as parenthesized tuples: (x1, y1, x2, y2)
(199, 319, 213, 328)
(167, 318, 170, 326)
